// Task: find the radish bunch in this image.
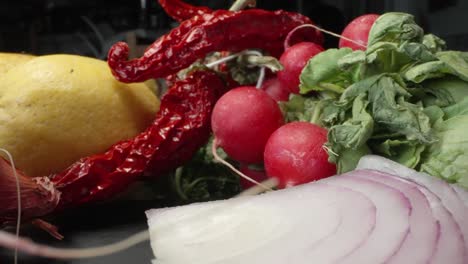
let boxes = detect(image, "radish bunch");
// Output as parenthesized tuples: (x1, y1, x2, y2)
(211, 12, 384, 189)
(211, 86, 335, 190)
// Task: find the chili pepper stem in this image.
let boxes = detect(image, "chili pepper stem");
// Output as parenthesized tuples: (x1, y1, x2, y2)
(211, 139, 274, 192)
(229, 0, 256, 11)
(0, 148, 21, 264)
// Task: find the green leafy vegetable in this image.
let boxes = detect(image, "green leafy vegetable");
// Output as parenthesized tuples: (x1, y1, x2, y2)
(436, 51, 468, 81)
(418, 76, 468, 107)
(299, 48, 353, 94)
(367, 12, 423, 46)
(419, 99, 468, 188)
(322, 74, 433, 172)
(403, 61, 450, 83)
(422, 34, 446, 53)
(293, 12, 468, 188)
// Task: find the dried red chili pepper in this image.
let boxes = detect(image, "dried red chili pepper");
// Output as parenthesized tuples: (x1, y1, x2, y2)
(158, 0, 213, 22)
(0, 70, 225, 225)
(108, 9, 314, 83)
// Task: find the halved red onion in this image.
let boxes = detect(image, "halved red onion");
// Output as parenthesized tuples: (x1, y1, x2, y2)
(417, 183, 465, 263)
(288, 183, 376, 263)
(357, 155, 468, 260)
(145, 156, 467, 264)
(146, 182, 375, 264)
(320, 175, 411, 264)
(453, 185, 468, 208)
(349, 170, 439, 264)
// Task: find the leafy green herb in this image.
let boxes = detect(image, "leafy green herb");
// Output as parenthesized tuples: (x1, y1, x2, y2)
(293, 12, 468, 188)
(422, 34, 446, 53)
(436, 51, 468, 81)
(323, 74, 433, 172)
(299, 48, 353, 94)
(367, 12, 423, 46)
(419, 100, 468, 188)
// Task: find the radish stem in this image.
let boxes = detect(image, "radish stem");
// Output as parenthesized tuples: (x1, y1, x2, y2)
(237, 178, 278, 196)
(293, 24, 367, 49)
(205, 50, 269, 89)
(229, 0, 256, 11)
(211, 139, 274, 191)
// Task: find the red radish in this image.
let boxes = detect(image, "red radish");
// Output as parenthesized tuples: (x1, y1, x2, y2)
(264, 121, 336, 188)
(239, 164, 268, 189)
(211, 86, 284, 164)
(277, 42, 324, 94)
(261, 77, 290, 102)
(339, 14, 379, 51)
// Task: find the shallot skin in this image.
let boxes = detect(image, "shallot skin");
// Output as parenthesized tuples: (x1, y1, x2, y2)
(146, 156, 468, 264)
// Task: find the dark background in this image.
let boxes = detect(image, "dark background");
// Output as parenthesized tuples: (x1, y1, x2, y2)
(1, 0, 467, 58)
(1, 0, 467, 263)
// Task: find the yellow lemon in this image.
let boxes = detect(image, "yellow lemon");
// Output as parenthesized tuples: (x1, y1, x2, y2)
(0, 54, 160, 176)
(0, 53, 35, 77)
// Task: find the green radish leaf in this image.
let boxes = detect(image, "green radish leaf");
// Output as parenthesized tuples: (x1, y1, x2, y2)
(436, 51, 468, 81)
(299, 48, 353, 94)
(368, 12, 424, 46)
(422, 34, 447, 53)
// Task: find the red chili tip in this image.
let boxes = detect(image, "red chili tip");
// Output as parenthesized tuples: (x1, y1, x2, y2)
(107, 42, 131, 82)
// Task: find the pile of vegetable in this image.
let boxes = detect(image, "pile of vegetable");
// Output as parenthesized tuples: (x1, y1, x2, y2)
(0, 0, 317, 229)
(146, 157, 468, 264)
(0, 0, 467, 262)
(282, 12, 468, 189)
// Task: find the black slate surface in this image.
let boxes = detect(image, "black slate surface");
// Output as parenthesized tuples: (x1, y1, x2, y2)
(0, 200, 163, 264)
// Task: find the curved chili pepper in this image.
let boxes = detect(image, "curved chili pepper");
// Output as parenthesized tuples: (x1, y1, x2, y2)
(158, 0, 213, 22)
(108, 9, 313, 83)
(0, 70, 226, 225)
(53, 70, 225, 208)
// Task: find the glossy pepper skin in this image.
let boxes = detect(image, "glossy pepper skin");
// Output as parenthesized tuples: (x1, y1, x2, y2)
(52, 70, 225, 208)
(108, 9, 312, 83)
(0, 70, 226, 225)
(158, 0, 213, 22)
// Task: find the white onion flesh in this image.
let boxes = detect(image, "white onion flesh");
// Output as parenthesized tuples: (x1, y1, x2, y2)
(146, 183, 376, 264)
(146, 156, 468, 264)
(320, 174, 411, 264)
(357, 155, 468, 261)
(453, 185, 468, 208)
(416, 182, 465, 264)
(348, 170, 439, 264)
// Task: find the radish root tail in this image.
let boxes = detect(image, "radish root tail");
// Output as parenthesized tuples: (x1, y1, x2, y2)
(211, 139, 274, 192)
